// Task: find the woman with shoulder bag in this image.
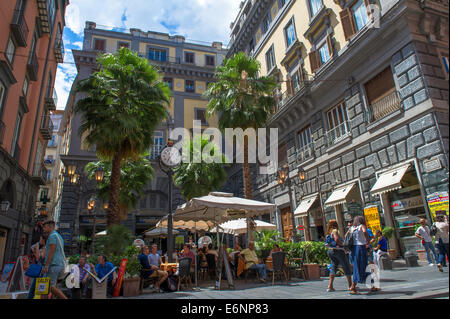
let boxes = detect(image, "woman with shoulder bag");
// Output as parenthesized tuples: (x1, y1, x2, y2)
(325, 220, 352, 292)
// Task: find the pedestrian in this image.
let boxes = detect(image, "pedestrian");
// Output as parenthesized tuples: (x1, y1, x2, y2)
(348, 216, 378, 294)
(373, 230, 388, 269)
(27, 235, 46, 299)
(415, 218, 438, 266)
(41, 220, 67, 299)
(366, 227, 375, 265)
(433, 211, 449, 272)
(325, 220, 352, 292)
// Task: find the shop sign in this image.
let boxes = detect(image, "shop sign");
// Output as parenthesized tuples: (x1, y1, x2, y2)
(59, 229, 72, 246)
(391, 195, 423, 211)
(364, 206, 382, 232)
(427, 191, 449, 221)
(424, 158, 442, 173)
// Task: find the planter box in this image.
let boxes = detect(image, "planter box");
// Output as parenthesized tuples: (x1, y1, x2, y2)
(304, 264, 320, 280)
(416, 250, 427, 262)
(122, 277, 141, 297)
(388, 249, 397, 260)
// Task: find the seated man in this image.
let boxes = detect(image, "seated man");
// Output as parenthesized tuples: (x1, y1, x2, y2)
(70, 256, 91, 298)
(240, 242, 267, 283)
(90, 255, 117, 298)
(147, 245, 169, 291)
(180, 244, 196, 273)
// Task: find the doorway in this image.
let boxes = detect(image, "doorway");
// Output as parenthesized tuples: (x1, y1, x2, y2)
(280, 207, 293, 241)
(0, 228, 8, 267)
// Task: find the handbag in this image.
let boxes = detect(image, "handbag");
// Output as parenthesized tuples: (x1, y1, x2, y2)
(35, 276, 50, 295)
(55, 233, 70, 280)
(343, 228, 355, 251)
(25, 263, 43, 278)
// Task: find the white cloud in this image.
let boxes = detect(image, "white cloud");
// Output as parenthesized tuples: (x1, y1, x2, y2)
(56, 0, 242, 110)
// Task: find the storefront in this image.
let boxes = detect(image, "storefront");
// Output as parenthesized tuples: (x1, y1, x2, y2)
(371, 163, 429, 256)
(294, 194, 319, 242)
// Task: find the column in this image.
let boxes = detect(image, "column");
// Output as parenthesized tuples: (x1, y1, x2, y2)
(302, 216, 311, 241)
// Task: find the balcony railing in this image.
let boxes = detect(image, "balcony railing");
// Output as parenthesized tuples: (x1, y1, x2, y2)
(297, 143, 315, 163)
(274, 81, 309, 112)
(325, 121, 351, 147)
(0, 121, 5, 145)
(44, 89, 58, 111)
(32, 164, 47, 186)
(366, 90, 402, 124)
(40, 115, 54, 140)
(54, 37, 64, 63)
(27, 52, 39, 81)
(150, 144, 163, 160)
(10, 9, 29, 47)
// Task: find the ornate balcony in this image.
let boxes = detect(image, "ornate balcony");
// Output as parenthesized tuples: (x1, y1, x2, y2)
(54, 37, 64, 63)
(40, 115, 54, 140)
(10, 9, 29, 47)
(297, 143, 315, 163)
(36, 0, 50, 34)
(325, 121, 351, 147)
(44, 89, 57, 111)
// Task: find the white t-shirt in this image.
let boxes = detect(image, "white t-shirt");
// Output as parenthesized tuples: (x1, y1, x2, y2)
(434, 221, 449, 244)
(351, 225, 368, 245)
(415, 225, 432, 243)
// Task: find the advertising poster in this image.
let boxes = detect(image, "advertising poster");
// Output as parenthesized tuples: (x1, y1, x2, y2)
(427, 191, 449, 221)
(364, 205, 382, 232)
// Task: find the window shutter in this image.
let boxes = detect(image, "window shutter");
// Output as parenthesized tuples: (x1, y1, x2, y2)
(339, 8, 357, 41)
(287, 78, 293, 95)
(327, 35, 334, 57)
(309, 50, 319, 73)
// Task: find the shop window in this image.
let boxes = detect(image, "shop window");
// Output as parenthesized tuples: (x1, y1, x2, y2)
(364, 66, 400, 122)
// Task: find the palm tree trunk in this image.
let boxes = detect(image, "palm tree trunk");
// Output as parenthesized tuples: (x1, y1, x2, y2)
(243, 135, 255, 245)
(108, 149, 122, 226)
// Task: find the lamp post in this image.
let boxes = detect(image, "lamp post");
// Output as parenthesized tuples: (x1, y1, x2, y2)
(277, 165, 306, 242)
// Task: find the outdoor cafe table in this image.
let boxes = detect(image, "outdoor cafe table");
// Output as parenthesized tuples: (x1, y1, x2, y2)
(161, 263, 178, 272)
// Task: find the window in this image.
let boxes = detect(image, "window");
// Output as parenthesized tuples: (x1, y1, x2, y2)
(23, 77, 29, 96)
(0, 81, 6, 112)
(206, 55, 215, 66)
(279, 0, 286, 7)
(262, 13, 271, 34)
(139, 197, 147, 209)
(151, 131, 164, 159)
(45, 169, 52, 181)
(364, 66, 399, 122)
(309, 0, 323, 17)
(6, 37, 16, 65)
(298, 126, 312, 149)
(352, 0, 369, 31)
(326, 103, 349, 143)
(47, 0, 56, 30)
(284, 20, 296, 47)
(195, 109, 208, 125)
(148, 48, 167, 62)
(278, 141, 287, 166)
(118, 42, 129, 49)
(149, 194, 157, 208)
(185, 80, 195, 93)
(29, 33, 37, 64)
(265, 46, 276, 72)
(291, 67, 304, 92)
(249, 38, 255, 53)
(164, 77, 173, 90)
(318, 41, 331, 65)
(11, 112, 23, 157)
(185, 52, 195, 64)
(93, 38, 106, 51)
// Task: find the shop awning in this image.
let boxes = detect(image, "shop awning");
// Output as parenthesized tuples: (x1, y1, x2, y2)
(294, 194, 319, 217)
(370, 164, 410, 196)
(325, 183, 357, 207)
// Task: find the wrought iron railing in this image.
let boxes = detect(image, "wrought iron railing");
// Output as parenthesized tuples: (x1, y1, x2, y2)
(10, 8, 29, 47)
(45, 89, 58, 110)
(297, 143, 315, 162)
(325, 121, 351, 147)
(40, 115, 54, 140)
(54, 37, 64, 63)
(366, 90, 402, 123)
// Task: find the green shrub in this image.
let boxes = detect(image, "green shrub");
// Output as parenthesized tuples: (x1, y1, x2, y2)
(382, 226, 395, 240)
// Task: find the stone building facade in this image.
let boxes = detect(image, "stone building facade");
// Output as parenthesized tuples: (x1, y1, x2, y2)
(225, 0, 448, 256)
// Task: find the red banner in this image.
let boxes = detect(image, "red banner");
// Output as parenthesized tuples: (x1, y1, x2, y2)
(113, 258, 127, 297)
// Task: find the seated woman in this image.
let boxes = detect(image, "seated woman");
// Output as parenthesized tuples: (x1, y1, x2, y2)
(373, 230, 388, 268)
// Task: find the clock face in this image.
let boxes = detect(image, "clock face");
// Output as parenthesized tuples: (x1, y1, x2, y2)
(160, 147, 182, 167)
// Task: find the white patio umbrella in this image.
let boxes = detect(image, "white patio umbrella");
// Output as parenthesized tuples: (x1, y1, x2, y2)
(210, 218, 277, 235)
(144, 227, 180, 237)
(156, 218, 214, 232)
(173, 192, 277, 290)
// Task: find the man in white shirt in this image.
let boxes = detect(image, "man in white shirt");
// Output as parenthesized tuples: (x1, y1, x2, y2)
(415, 218, 438, 266)
(433, 211, 449, 272)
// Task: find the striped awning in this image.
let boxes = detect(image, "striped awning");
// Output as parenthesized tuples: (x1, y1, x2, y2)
(325, 183, 357, 207)
(294, 194, 319, 217)
(370, 165, 410, 196)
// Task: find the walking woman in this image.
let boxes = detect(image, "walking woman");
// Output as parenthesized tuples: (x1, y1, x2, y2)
(348, 216, 378, 294)
(325, 220, 352, 292)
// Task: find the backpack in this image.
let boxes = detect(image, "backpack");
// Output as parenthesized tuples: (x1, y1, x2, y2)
(343, 228, 355, 251)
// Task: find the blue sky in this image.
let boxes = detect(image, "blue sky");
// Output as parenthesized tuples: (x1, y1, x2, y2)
(55, 0, 241, 110)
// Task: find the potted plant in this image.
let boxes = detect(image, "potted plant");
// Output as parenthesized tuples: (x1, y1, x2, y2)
(382, 226, 397, 260)
(121, 246, 142, 297)
(301, 242, 320, 280)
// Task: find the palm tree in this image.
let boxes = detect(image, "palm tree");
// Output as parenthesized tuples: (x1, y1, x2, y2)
(76, 48, 170, 225)
(85, 154, 154, 222)
(173, 135, 227, 201)
(204, 52, 278, 200)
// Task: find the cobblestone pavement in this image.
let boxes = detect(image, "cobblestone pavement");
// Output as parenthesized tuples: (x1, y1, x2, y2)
(129, 261, 449, 299)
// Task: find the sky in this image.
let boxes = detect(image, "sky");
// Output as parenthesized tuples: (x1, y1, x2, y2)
(55, 0, 242, 110)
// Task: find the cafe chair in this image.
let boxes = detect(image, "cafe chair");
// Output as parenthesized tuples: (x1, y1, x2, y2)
(206, 254, 216, 280)
(271, 251, 289, 285)
(178, 257, 192, 291)
(139, 269, 159, 294)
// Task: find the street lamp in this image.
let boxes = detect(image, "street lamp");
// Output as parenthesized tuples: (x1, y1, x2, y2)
(94, 167, 105, 184)
(277, 165, 307, 242)
(67, 163, 77, 176)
